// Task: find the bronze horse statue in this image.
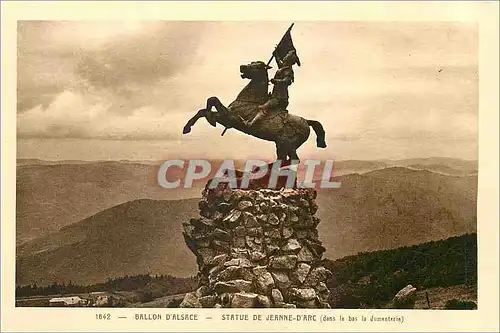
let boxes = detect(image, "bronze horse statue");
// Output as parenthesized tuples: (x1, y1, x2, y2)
(182, 61, 327, 161)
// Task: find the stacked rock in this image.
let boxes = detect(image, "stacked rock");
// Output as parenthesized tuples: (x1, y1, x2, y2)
(180, 186, 332, 308)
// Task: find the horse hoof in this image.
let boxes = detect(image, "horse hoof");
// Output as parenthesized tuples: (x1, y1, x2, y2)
(183, 126, 191, 134)
(318, 141, 327, 148)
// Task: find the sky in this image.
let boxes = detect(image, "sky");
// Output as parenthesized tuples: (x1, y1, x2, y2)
(17, 21, 478, 161)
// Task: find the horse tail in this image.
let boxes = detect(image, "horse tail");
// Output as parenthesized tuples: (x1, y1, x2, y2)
(307, 119, 327, 148)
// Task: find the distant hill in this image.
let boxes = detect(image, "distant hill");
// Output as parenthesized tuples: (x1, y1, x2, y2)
(406, 164, 475, 176)
(15, 157, 477, 244)
(324, 233, 477, 308)
(16, 198, 200, 285)
(16, 162, 202, 244)
(16, 166, 477, 286)
(315, 167, 476, 259)
(388, 157, 477, 173)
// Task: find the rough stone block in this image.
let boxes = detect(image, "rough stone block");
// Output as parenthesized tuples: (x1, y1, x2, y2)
(271, 289, 284, 303)
(271, 271, 291, 290)
(215, 280, 253, 294)
(282, 238, 302, 253)
(256, 272, 275, 294)
(269, 255, 298, 270)
(231, 292, 258, 308)
(292, 263, 311, 284)
(179, 292, 202, 308)
(184, 188, 331, 309)
(290, 288, 317, 301)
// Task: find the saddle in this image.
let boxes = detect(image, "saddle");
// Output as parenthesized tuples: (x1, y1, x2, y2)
(222, 109, 288, 136)
(268, 108, 289, 118)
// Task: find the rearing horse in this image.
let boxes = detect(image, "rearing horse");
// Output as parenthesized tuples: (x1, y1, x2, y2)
(182, 61, 327, 161)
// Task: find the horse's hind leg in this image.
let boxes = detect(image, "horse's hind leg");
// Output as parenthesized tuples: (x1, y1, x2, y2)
(183, 109, 207, 134)
(276, 143, 300, 162)
(274, 143, 299, 189)
(288, 149, 299, 162)
(275, 144, 288, 161)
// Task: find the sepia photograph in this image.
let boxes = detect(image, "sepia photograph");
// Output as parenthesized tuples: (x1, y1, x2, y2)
(15, 18, 479, 309)
(1, 1, 499, 332)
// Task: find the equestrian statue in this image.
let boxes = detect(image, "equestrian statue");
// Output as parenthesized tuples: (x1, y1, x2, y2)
(182, 23, 327, 162)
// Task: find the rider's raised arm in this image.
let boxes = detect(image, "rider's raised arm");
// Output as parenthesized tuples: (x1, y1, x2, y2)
(276, 57, 284, 68)
(274, 50, 285, 68)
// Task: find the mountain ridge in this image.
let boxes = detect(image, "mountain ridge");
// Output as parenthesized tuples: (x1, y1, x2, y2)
(16, 166, 476, 285)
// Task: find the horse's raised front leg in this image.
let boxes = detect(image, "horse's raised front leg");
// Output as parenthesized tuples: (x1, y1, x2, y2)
(206, 96, 229, 127)
(183, 109, 207, 134)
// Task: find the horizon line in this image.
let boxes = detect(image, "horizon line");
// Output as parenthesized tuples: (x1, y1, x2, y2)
(16, 156, 479, 163)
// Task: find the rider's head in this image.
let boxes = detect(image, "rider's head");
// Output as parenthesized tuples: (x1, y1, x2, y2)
(283, 50, 301, 67)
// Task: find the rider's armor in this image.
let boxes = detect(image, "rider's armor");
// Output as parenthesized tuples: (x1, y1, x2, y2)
(262, 65, 294, 111)
(244, 51, 298, 128)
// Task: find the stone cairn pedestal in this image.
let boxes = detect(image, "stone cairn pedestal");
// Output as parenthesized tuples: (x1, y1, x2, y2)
(180, 186, 332, 308)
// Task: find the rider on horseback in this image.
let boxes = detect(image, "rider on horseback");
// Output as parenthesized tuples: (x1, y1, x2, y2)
(244, 49, 301, 128)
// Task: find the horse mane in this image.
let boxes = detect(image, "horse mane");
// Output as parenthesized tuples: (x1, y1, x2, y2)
(234, 70, 269, 105)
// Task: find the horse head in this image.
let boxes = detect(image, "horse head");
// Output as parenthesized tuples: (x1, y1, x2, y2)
(234, 61, 271, 104)
(239, 61, 271, 82)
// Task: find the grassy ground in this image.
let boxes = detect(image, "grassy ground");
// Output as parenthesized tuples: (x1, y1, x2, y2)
(131, 293, 186, 308)
(414, 284, 477, 309)
(17, 284, 477, 309)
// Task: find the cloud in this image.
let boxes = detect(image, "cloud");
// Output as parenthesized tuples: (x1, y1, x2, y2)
(75, 22, 202, 90)
(17, 21, 478, 160)
(17, 89, 195, 141)
(17, 21, 205, 115)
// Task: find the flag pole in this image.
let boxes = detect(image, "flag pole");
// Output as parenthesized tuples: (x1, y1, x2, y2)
(266, 23, 295, 67)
